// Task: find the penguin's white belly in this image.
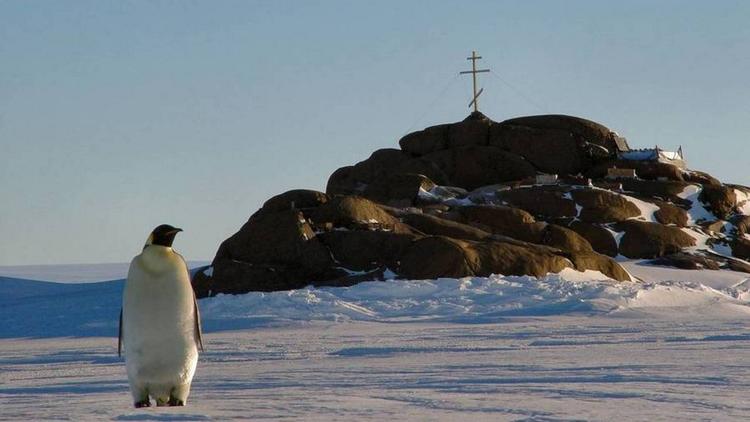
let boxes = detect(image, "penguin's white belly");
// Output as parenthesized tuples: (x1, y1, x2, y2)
(123, 252, 198, 390)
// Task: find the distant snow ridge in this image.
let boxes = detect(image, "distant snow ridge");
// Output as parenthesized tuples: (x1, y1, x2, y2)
(3, 264, 750, 339)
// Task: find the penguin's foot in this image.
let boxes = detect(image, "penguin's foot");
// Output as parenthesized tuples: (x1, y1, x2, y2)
(168, 397, 185, 406)
(134, 400, 151, 408)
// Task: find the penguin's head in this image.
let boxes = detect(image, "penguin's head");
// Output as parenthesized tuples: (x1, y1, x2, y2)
(145, 224, 183, 248)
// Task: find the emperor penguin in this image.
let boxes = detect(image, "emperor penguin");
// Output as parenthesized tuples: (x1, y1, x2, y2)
(119, 224, 204, 408)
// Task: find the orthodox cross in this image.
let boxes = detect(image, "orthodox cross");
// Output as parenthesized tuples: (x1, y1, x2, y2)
(460, 51, 490, 112)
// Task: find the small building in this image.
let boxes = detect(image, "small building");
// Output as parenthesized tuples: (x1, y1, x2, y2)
(606, 167, 637, 179)
(618, 145, 686, 169)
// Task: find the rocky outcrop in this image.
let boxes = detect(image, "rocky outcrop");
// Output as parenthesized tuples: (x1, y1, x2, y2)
(195, 112, 750, 297)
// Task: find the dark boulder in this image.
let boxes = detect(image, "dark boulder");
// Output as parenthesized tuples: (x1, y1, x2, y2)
(732, 215, 750, 235)
(214, 209, 333, 275)
(474, 241, 571, 278)
(318, 230, 419, 271)
(458, 205, 536, 239)
(399, 124, 450, 155)
(654, 201, 689, 227)
(615, 220, 696, 258)
(684, 171, 721, 186)
(727, 259, 750, 274)
(326, 148, 448, 196)
(699, 184, 737, 220)
(193, 259, 339, 297)
(571, 188, 641, 223)
(310, 196, 404, 231)
(325, 166, 360, 196)
(490, 123, 585, 174)
(567, 221, 618, 257)
(700, 220, 727, 234)
(456, 205, 591, 251)
(423, 146, 536, 190)
(567, 251, 631, 281)
(447, 112, 492, 149)
(650, 253, 721, 271)
(493, 114, 620, 155)
(362, 173, 435, 207)
(619, 179, 691, 205)
(262, 189, 329, 213)
(496, 186, 578, 219)
(402, 212, 491, 241)
(536, 224, 594, 252)
(399, 236, 480, 279)
(731, 237, 750, 261)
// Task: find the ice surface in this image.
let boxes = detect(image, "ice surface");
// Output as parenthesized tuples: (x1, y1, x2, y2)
(3, 264, 750, 420)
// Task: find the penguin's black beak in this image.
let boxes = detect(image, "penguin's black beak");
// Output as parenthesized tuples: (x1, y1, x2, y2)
(170, 228, 183, 234)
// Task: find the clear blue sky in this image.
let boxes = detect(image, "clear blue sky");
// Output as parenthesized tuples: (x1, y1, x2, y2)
(1, 0, 749, 265)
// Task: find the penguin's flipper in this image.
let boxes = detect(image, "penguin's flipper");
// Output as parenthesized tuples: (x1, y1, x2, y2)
(193, 293, 204, 351)
(118, 308, 123, 357)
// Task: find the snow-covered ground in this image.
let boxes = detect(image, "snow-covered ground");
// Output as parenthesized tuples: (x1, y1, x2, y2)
(2, 264, 750, 420)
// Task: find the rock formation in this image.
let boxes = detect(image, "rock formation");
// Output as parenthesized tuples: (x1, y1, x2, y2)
(192, 112, 750, 297)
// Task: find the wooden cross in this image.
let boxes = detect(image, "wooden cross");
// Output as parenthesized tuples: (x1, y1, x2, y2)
(460, 51, 490, 112)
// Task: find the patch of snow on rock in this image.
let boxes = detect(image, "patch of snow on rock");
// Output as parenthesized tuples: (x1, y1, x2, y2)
(679, 184, 716, 224)
(619, 192, 660, 222)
